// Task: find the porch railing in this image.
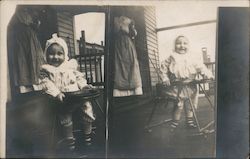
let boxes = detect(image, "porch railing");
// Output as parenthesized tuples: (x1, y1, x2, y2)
(200, 62, 216, 94)
(204, 62, 215, 76)
(74, 30, 105, 87)
(74, 52, 104, 87)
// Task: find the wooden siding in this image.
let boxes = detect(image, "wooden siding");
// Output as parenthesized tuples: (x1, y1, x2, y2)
(56, 12, 75, 58)
(144, 7, 160, 86)
(132, 7, 152, 96)
(37, 6, 58, 49)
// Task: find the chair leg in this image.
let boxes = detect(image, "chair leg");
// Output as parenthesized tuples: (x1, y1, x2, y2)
(92, 99, 104, 116)
(199, 84, 214, 110)
(145, 98, 173, 131)
(145, 98, 159, 128)
(184, 86, 201, 132)
(50, 115, 57, 153)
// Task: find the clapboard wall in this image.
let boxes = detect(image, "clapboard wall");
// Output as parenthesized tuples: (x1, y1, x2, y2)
(144, 6, 160, 87)
(131, 7, 152, 96)
(56, 12, 75, 58)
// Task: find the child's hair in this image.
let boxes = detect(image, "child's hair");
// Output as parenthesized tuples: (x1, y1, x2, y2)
(114, 16, 132, 33)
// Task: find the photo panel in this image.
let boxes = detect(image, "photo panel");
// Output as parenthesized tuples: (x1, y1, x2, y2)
(2, 1, 249, 158)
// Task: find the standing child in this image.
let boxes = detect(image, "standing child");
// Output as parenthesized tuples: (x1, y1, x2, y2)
(160, 35, 213, 130)
(39, 34, 95, 153)
(113, 16, 143, 97)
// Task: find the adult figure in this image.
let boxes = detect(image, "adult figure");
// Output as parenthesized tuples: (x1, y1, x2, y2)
(109, 16, 143, 157)
(7, 5, 53, 157)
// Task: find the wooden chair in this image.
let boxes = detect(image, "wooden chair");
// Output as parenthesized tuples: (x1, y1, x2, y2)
(144, 83, 176, 132)
(145, 80, 215, 138)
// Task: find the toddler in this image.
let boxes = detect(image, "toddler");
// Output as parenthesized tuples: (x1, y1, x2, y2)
(160, 35, 213, 130)
(39, 34, 95, 152)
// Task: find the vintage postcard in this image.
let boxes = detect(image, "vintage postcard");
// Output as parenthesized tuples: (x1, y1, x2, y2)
(0, 0, 249, 158)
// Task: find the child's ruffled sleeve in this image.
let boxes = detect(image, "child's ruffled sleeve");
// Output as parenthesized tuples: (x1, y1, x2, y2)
(39, 66, 61, 97)
(67, 59, 89, 89)
(194, 61, 214, 79)
(74, 70, 88, 89)
(159, 56, 172, 83)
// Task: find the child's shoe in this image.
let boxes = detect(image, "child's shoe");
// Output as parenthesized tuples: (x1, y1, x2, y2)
(56, 137, 76, 156)
(83, 133, 95, 154)
(186, 118, 197, 129)
(84, 133, 92, 146)
(170, 120, 179, 132)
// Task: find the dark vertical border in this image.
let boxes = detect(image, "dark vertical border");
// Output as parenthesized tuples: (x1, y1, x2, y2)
(104, 6, 111, 159)
(216, 7, 249, 158)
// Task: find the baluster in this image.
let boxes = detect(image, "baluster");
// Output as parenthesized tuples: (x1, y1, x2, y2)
(94, 51, 98, 84)
(67, 36, 71, 58)
(84, 56, 88, 83)
(79, 56, 82, 72)
(99, 55, 103, 83)
(89, 53, 93, 84)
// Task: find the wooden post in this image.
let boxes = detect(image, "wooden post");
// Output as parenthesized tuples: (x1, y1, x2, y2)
(104, 6, 111, 158)
(89, 53, 93, 84)
(66, 36, 71, 58)
(94, 49, 98, 83)
(81, 30, 86, 54)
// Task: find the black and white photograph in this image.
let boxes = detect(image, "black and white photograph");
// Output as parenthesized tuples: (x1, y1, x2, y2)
(0, 0, 249, 158)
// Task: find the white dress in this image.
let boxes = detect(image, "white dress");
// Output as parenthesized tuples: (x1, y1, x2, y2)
(40, 59, 95, 120)
(113, 16, 143, 97)
(160, 52, 213, 108)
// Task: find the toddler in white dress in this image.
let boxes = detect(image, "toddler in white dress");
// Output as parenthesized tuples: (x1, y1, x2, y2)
(160, 35, 213, 130)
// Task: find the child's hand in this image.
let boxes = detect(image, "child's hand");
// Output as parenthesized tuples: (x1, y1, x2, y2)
(207, 75, 214, 80)
(56, 93, 65, 102)
(82, 85, 93, 89)
(204, 73, 214, 80)
(162, 78, 171, 86)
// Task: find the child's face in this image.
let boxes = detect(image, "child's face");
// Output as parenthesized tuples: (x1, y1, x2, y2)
(46, 44, 65, 67)
(175, 36, 189, 54)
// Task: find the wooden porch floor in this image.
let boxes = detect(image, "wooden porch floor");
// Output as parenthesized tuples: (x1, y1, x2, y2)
(6, 93, 215, 158)
(109, 95, 215, 158)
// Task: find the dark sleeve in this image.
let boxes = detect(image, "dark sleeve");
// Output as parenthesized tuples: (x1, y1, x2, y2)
(7, 22, 31, 86)
(7, 22, 45, 86)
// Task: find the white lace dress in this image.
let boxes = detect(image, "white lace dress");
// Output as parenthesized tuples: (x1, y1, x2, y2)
(40, 59, 95, 121)
(160, 52, 213, 108)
